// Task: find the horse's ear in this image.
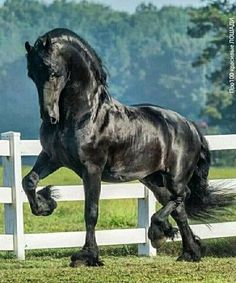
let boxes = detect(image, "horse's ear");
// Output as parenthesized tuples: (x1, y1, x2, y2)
(25, 41, 32, 53)
(43, 36, 51, 50)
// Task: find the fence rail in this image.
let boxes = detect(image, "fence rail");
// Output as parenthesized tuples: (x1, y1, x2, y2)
(0, 132, 236, 260)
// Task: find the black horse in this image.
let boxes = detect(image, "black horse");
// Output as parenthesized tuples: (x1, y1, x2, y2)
(22, 28, 226, 266)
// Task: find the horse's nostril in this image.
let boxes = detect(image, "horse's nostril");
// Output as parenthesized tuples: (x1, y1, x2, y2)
(50, 117, 57, 124)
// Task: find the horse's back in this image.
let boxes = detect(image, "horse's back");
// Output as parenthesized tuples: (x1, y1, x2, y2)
(102, 102, 201, 182)
(132, 104, 201, 147)
(130, 104, 202, 182)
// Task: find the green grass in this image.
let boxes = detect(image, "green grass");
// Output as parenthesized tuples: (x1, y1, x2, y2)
(0, 166, 236, 282)
(209, 167, 236, 179)
(1, 242, 236, 282)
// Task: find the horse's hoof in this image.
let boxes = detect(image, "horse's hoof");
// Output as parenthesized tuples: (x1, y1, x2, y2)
(148, 224, 167, 249)
(70, 250, 103, 267)
(88, 259, 104, 267)
(148, 223, 178, 249)
(70, 258, 104, 267)
(177, 252, 201, 262)
(35, 186, 57, 216)
(151, 237, 167, 249)
(69, 259, 86, 268)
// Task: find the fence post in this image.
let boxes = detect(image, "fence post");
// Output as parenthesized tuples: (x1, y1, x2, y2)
(138, 186, 156, 256)
(1, 132, 25, 260)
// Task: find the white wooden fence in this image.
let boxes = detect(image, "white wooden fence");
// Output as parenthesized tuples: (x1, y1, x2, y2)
(1, 131, 236, 260)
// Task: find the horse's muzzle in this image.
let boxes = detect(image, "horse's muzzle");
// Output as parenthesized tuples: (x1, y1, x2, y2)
(50, 116, 58, 124)
(46, 101, 60, 124)
(48, 110, 59, 124)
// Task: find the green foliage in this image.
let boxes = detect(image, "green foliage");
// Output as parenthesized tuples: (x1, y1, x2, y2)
(188, 0, 236, 133)
(0, 0, 209, 138)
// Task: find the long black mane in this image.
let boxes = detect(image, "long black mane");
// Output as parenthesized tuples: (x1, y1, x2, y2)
(36, 28, 107, 87)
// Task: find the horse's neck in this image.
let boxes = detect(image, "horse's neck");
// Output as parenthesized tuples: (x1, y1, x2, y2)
(61, 80, 106, 120)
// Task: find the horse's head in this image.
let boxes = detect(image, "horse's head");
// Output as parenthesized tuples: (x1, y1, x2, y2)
(25, 29, 108, 124)
(25, 36, 69, 124)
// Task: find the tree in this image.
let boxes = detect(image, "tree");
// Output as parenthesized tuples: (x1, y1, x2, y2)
(188, 0, 236, 133)
(123, 5, 207, 119)
(0, 0, 209, 138)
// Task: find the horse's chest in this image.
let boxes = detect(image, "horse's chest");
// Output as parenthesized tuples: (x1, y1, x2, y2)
(40, 128, 78, 166)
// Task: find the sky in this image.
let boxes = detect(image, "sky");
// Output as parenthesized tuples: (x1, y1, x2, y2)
(0, 0, 205, 12)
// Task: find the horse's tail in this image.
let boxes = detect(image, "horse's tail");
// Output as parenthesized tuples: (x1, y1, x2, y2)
(185, 125, 235, 220)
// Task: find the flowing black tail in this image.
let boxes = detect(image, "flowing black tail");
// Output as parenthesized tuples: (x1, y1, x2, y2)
(185, 126, 235, 220)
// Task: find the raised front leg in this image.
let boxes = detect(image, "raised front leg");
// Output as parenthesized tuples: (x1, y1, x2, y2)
(22, 151, 60, 216)
(70, 165, 103, 267)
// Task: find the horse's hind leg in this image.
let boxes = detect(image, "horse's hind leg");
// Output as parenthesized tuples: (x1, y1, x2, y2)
(142, 172, 203, 261)
(166, 168, 203, 261)
(140, 174, 178, 248)
(171, 202, 203, 261)
(153, 179, 202, 261)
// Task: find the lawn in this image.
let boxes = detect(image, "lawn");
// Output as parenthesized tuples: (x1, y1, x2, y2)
(1, 241, 236, 282)
(0, 166, 235, 282)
